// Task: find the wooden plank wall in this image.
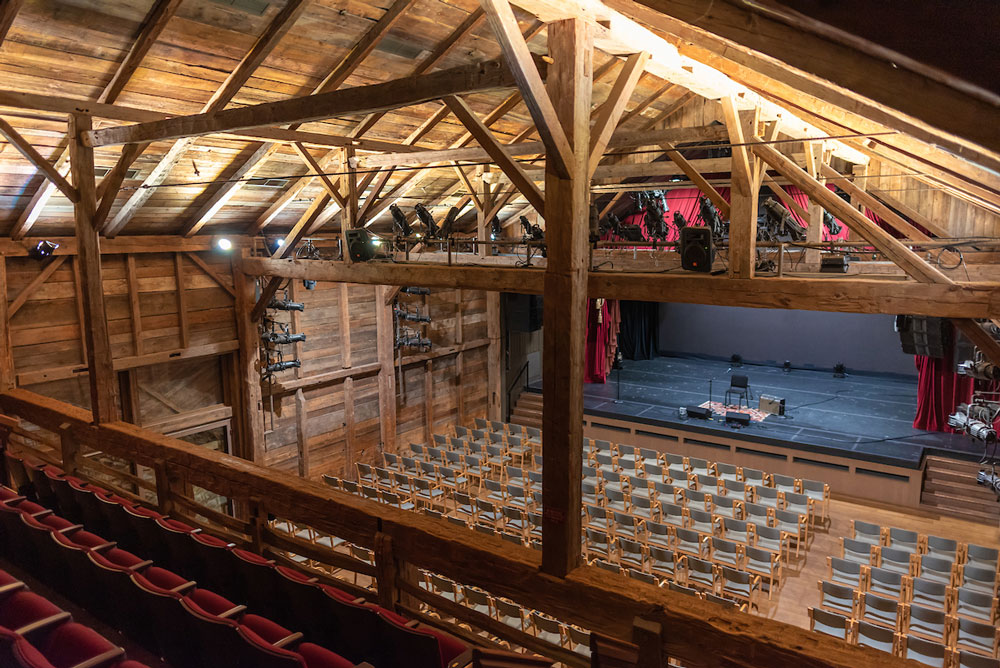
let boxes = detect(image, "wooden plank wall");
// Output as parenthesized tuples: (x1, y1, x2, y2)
(4, 249, 236, 410)
(258, 281, 488, 479)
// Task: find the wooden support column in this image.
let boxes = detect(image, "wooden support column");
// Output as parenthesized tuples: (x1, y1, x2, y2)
(125, 255, 143, 356)
(454, 289, 465, 425)
(0, 258, 14, 392)
(486, 292, 501, 422)
(233, 250, 264, 462)
(59, 428, 81, 475)
(539, 18, 592, 577)
(804, 143, 825, 265)
(339, 283, 355, 476)
(68, 114, 117, 424)
(374, 532, 419, 610)
(174, 253, 189, 349)
(424, 360, 434, 444)
(375, 285, 397, 453)
(719, 97, 758, 278)
(477, 166, 493, 258)
(295, 389, 309, 478)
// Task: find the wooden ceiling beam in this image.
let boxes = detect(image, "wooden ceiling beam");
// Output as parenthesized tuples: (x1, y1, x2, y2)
(618, 81, 678, 127)
(588, 51, 649, 178)
(101, 0, 313, 236)
(241, 256, 1000, 320)
(631, 0, 1000, 157)
(86, 57, 526, 148)
(0, 116, 78, 202)
(0, 0, 23, 46)
(480, 0, 574, 178)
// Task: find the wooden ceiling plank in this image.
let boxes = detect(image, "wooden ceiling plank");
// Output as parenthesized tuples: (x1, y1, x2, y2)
(610, 0, 1000, 177)
(445, 95, 544, 213)
(0, 116, 78, 202)
(867, 186, 951, 240)
(480, 0, 574, 179)
(588, 51, 649, 178)
(98, 0, 184, 104)
(102, 0, 313, 236)
(631, 0, 1000, 156)
(618, 81, 678, 127)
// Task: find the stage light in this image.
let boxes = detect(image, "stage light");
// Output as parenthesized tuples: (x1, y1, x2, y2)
(371, 237, 382, 247)
(216, 238, 233, 251)
(833, 362, 847, 378)
(261, 331, 307, 345)
(783, 360, 791, 373)
(490, 215, 502, 242)
(389, 204, 412, 237)
(264, 236, 285, 254)
(28, 240, 59, 260)
(957, 360, 1000, 381)
(267, 298, 305, 312)
(303, 280, 316, 290)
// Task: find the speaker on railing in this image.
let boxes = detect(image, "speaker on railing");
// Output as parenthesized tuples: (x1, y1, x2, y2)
(680, 226, 713, 272)
(345, 229, 376, 262)
(896, 315, 953, 358)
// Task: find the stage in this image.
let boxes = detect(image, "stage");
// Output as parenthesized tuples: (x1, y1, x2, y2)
(530, 355, 983, 469)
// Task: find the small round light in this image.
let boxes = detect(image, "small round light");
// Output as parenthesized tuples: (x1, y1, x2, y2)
(216, 238, 233, 251)
(275, 238, 284, 247)
(371, 237, 382, 247)
(415, 233, 422, 239)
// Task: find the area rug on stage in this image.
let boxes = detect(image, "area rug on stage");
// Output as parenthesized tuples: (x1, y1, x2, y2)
(698, 401, 769, 422)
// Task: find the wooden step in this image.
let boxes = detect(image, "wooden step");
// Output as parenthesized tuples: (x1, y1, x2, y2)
(925, 467, 979, 484)
(925, 456, 983, 474)
(923, 478, 998, 502)
(517, 395, 543, 409)
(920, 489, 1000, 521)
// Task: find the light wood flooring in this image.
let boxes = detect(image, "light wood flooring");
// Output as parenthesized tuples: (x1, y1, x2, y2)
(759, 495, 1000, 629)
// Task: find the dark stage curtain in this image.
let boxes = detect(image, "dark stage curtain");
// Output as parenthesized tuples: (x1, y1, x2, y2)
(618, 301, 658, 360)
(913, 353, 973, 433)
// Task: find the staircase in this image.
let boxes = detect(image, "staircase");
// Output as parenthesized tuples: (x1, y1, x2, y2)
(921, 456, 1000, 525)
(510, 391, 543, 429)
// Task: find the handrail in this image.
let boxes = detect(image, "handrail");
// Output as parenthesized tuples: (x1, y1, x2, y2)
(0, 388, 910, 668)
(505, 360, 530, 422)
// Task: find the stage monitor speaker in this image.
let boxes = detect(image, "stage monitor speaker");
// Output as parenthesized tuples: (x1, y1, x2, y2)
(896, 315, 952, 358)
(759, 395, 785, 416)
(726, 411, 751, 426)
(686, 405, 712, 419)
(345, 229, 376, 262)
(504, 293, 543, 332)
(680, 226, 713, 272)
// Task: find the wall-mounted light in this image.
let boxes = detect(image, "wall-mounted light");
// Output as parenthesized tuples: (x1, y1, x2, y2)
(28, 240, 59, 261)
(217, 238, 233, 251)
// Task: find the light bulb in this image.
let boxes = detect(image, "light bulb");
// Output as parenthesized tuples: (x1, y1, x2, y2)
(217, 238, 233, 251)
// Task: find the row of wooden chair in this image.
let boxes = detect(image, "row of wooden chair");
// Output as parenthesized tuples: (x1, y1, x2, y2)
(851, 521, 1000, 572)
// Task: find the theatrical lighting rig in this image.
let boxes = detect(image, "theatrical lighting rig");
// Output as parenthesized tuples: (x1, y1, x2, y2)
(401, 287, 430, 296)
(439, 206, 459, 239)
(414, 203, 438, 239)
(394, 306, 431, 323)
(957, 359, 1000, 381)
(673, 211, 688, 230)
(390, 204, 412, 238)
(823, 211, 843, 236)
(264, 359, 301, 374)
(490, 215, 502, 241)
(267, 298, 305, 311)
(760, 197, 806, 242)
(397, 333, 432, 351)
(949, 404, 998, 444)
(698, 195, 728, 242)
(28, 240, 59, 260)
(261, 330, 307, 345)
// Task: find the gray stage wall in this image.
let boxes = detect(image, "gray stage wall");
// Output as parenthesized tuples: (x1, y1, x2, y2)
(657, 303, 916, 377)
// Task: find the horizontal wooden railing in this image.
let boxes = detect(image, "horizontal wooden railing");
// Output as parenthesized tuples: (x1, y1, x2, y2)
(0, 388, 920, 668)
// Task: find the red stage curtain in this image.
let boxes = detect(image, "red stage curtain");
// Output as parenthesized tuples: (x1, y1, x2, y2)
(913, 354, 974, 432)
(585, 298, 621, 383)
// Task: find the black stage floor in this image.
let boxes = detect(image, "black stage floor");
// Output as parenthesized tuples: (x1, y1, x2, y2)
(530, 356, 983, 469)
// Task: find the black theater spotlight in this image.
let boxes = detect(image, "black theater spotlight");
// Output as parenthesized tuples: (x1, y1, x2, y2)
(490, 215, 502, 241)
(28, 240, 59, 260)
(265, 236, 285, 255)
(833, 362, 847, 378)
(730, 354, 743, 368)
(783, 360, 792, 373)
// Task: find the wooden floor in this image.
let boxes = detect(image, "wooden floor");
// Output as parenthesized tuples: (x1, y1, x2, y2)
(760, 495, 1000, 629)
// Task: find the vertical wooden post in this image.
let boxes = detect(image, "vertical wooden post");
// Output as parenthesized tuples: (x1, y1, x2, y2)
(633, 618, 665, 668)
(295, 388, 310, 478)
(119, 369, 142, 426)
(804, 144, 826, 265)
(59, 428, 81, 476)
(125, 254, 143, 356)
(174, 253, 189, 349)
(375, 285, 397, 453)
(720, 98, 759, 279)
(233, 250, 265, 462)
(0, 257, 14, 392)
(424, 359, 434, 443)
(339, 283, 352, 369)
(68, 113, 117, 424)
(153, 458, 177, 515)
(373, 532, 419, 610)
(454, 289, 465, 425)
(477, 165, 492, 259)
(486, 291, 502, 421)
(343, 377, 355, 478)
(248, 496, 266, 554)
(540, 18, 592, 578)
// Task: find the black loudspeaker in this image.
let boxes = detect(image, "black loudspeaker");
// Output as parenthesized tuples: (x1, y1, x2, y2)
(726, 411, 751, 426)
(505, 293, 543, 332)
(686, 405, 712, 419)
(345, 229, 376, 262)
(680, 226, 713, 272)
(897, 315, 952, 358)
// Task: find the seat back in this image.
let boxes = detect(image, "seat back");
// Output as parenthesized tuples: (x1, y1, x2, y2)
(730, 375, 748, 389)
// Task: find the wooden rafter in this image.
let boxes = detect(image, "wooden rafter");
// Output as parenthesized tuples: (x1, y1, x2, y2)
(7, 256, 68, 317)
(445, 96, 545, 213)
(480, 0, 574, 178)
(0, 0, 23, 47)
(867, 186, 951, 239)
(0, 117, 78, 202)
(588, 51, 649, 178)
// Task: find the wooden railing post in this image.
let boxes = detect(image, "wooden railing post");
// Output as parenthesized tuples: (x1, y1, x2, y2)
(248, 496, 266, 554)
(58, 423, 80, 475)
(153, 458, 177, 515)
(374, 531, 418, 610)
(632, 617, 665, 668)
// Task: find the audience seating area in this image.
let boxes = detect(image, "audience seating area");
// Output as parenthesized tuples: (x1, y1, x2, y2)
(321, 417, 833, 653)
(1, 452, 471, 668)
(810, 520, 1000, 667)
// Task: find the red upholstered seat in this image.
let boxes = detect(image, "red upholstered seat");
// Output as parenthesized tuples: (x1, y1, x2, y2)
(0, 486, 20, 501)
(319, 584, 357, 603)
(34, 621, 124, 668)
(133, 566, 189, 593)
(0, 591, 66, 636)
(184, 588, 240, 617)
(111, 662, 152, 668)
(241, 614, 295, 645)
(60, 529, 110, 549)
(90, 547, 146, 570)
(276, 565, 315, 584)
(297, 643, 354, 668)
